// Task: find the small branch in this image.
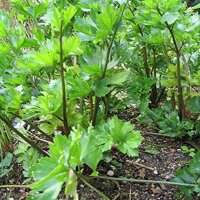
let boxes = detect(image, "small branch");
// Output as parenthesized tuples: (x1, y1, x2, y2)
(24, 119, 52, 142)
(126, 160, 154, 171)
(0, 115, 48, 156)
(53, 114, 64, 122)
(0, 184, 29, 188)
(142, 131, 170, 137)
(89, 95, 93, 122)
(92, 176, 196, 187)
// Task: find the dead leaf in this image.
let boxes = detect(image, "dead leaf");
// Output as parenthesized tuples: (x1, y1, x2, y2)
(138, 168, 146, 179)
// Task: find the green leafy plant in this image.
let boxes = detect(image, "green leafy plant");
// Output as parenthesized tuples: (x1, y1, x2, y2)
(181, 145, 196, 157)
(14, 143, 41, 179)
(0, 152, 13, 178)
(27, 116, 142, 199)
(173, 151, 200, 198)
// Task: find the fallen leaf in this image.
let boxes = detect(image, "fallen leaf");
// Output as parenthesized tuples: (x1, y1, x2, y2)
(138, 168, 146, 179)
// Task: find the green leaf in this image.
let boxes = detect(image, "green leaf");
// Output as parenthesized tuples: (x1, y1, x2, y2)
(107, 116, 143, 156)
(93, 81, 114, 97)
(193, 3, 200, 10)
(81, 133, 103, 171)
(51, 5, 77, 31)
(75, 16, 97, 41)
(0, 153, 13, 168)
(28, 174, 66, 200)
(189, 96, 200, 114)
(30, 164, 66, 189)
(0, 22, 7, 39)
(82, 64, 102, 75)
(144, 29, 164, 44)
(96, 6, 119, 39)
(190, 152, 200, 174)
(62, 36, 81, 56)
(105, 71, 130, 85)
(65, 169, 78, 199)
(161, 12, 180, 25)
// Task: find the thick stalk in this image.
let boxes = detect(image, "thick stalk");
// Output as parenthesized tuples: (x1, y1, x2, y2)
(59, 21, 70, 135)
(89, 95, 93, 122)
(143, 46, 150, 78)
(157, 7, 185, 119)
(0, 115, 48, 156)
(171, 91, 176, 110)
(80, 98, 84, 115)
(181, 51, 191, 115)
(104, 93, 111, 120)
(150, 47, 158, 107)
(92, 4, 127, 126)
(92, 96, 101, 126)
(176, 53, 185, 119)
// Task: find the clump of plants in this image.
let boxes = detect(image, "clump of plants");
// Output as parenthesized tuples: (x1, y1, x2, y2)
(0, 0, 199, 199)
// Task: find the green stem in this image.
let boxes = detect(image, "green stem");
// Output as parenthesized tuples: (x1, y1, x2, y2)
(92, 96, 101, 126)
(157, 7, 185, 120)
(104, 93, 111, 120)
(0, 184, 29, 188)
(80, 98, 84, 115)
(92, 176, 196, 187)
(7, 113, 52, 142)
(101, 4, 127, 79)
(143, 46, 150, 78)
(142, 132, 171, 137)
(129, 7, 150, 78)
(0, 115, 48, 156)
(89, 95, 93, 122)
(59, 21, 70, 135)
(92, 4, 127, 126)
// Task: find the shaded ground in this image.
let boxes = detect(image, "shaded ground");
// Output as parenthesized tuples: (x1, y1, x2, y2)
(0, 109, 198, 200)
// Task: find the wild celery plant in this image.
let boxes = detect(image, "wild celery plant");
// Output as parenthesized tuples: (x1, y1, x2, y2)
(0, 0, 142, 199)
(0, 0, 131, 142)
(27, 116, 142, 199)
(124, 0, 200, 118)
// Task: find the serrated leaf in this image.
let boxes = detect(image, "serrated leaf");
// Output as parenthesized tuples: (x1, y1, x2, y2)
(93, 81, 114, 97)
(62, 36, 81, 56)
(161, 12, 180, 25)
(105, 71, 129, 85)
(189, 96, 200, 114)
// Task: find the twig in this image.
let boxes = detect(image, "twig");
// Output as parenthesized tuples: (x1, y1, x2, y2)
(0, 184, 29, 188)
(126, 160, 154, 171)
(142, 132, 171, 137)
(92, 176, 196, 187)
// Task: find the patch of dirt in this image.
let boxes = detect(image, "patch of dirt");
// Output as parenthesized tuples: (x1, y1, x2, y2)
(77, 134, 195, 200)
(0, 161, 29, 200)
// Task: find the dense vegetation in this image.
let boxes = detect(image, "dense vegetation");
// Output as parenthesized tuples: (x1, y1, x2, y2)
(0, 0, 200, 199)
